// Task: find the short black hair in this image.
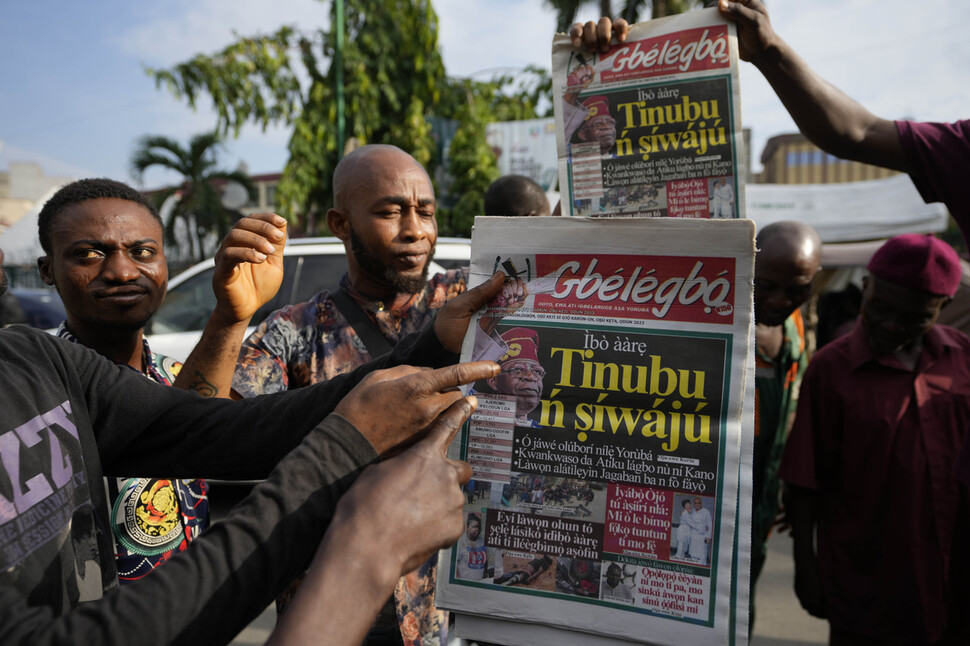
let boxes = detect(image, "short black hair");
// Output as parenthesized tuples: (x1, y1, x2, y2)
(38, 178, 161, 255)
(484, 175, 550, 217)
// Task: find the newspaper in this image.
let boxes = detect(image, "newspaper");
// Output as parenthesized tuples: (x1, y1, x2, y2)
(437, 216, 755, 646)
(552, 8, 744, 220)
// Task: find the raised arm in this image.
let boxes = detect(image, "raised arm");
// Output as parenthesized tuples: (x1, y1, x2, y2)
(99, 273, 512, 478)
(0, 336, 495, 645)
(174, 213, 286, 397)
(718, 0, 907, 172)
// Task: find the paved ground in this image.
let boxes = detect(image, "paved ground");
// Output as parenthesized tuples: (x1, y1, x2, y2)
(750, 530, 828, 646)
(214, 482, 828, 646)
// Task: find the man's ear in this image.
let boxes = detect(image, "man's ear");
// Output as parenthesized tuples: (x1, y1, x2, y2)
(326, 208, 350, 242)
(37, 256, 55, 287)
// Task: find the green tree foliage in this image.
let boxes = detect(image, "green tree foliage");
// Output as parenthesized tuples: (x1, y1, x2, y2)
(439, 81, 499, 236)
(437, 68, 551, 235)
(150, 1, 443, 231)
(130, 132, 256, 261)
(148, 0, 552, 236)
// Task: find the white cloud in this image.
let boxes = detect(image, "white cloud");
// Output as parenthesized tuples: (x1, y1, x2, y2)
(437, 0, 560, 77)
(114, 0, 329, 67)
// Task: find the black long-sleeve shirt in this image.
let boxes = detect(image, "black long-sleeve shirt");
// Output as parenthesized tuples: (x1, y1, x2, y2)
(0, 324, 453, 645)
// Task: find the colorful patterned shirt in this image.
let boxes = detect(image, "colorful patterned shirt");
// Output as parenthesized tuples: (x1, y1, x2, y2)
(233, 269, 467, 646)
(751, 310, 806, 580)
(233, 269, 467, 395)
(55, 323, 210, 583)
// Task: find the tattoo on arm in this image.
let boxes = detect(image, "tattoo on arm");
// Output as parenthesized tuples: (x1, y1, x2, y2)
(189, 370, 218, 398)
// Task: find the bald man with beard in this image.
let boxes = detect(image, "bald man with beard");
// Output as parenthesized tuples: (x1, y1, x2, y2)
(220, 144, 466, 646)
(231, 145, 467, 396)
(750, 221, 821, 625)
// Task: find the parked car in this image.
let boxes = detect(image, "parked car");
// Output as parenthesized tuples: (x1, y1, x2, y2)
(6, 288, 66, 329)
(145, 236, 471, 361)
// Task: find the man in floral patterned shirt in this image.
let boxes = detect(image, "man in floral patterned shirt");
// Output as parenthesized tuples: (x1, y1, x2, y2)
(36, 178, 286, 582)
(232, 145, 465, 646)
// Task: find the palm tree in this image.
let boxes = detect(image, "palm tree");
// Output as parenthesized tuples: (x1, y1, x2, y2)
(546, 0, 705, 33)
(131, 132, 256, 261)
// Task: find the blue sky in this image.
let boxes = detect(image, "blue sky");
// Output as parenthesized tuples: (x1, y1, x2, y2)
(2, 0, 968, 189)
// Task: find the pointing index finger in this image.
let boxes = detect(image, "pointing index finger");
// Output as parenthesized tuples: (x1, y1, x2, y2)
(413, 361, 499, 395)
(423, 395, 478, 454)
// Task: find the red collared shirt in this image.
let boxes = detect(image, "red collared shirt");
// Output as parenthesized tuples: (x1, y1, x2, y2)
(780, 321, 970, 643)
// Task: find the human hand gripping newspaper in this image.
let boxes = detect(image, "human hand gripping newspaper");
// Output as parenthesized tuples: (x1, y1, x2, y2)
(471, 259, 561, 366)
(564, 16, 632, 83)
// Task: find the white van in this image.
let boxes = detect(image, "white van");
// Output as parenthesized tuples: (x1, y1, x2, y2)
(145, 237, 471, 361)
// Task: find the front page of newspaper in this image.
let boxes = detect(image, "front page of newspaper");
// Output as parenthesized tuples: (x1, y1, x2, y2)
(552, 8, 744, 219)
(437, 216, 755, 646)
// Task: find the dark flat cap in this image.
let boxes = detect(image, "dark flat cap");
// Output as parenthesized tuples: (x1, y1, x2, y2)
(867, 234, 961, 296)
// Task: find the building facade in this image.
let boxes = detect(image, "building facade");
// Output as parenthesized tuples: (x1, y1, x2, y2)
(756, 133, 899, 185)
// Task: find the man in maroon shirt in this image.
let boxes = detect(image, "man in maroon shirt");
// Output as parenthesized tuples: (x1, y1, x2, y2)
(779, 234, 970, 645)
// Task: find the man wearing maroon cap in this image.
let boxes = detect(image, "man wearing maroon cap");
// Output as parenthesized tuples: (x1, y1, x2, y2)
(778, 234, 970, 645)
(487, 327, 545, 428)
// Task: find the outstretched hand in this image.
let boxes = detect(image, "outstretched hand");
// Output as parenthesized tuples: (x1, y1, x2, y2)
(569, 16, 629, 53)
(564, 63, 594, 105)
(269, 397, 478, 646)
(211, 213, 287, 324)
(333, 395, 476, 575)
(717, 0, 777, 64)
(334, 361, 499, 456)
(490, 276, 527, 311)
(772, 506, 792, 535)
